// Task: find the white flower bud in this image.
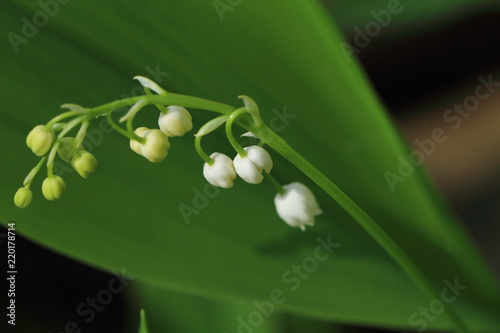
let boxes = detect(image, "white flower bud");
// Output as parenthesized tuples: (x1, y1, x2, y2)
(130, 127, 170, 163)
(233, 145, 272, 184)
(130, 127, 149, 156)
(72, 151, 97, 178)
(203, 153, 236, 188)
(142, 129, 170, 162)
(14, 187, 33, 208)
(42, 176, 66, 201)
(158, 106, 193, 137)
(274, 182, 322, 231)
(26, 125, 55, 156)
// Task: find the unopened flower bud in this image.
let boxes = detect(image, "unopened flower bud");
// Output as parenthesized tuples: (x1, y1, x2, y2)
(142, 129, 170, 162)
(274, 182, 322, 231)
(58, 137, 77, 162)
(14, 187, 33, 208)
(203, 153, 236, 188)
(130, 127, 149, 156)
(233, 146, 273, 184)
(158, 106, 193, 137)
(130, 127, 170, 162)
(26, 125, 55, 156)
(72, 151, 97, 178)
(42, 176, 66, 201)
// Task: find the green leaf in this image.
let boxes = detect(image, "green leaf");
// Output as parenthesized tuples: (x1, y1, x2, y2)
(1, 0, 499, 331)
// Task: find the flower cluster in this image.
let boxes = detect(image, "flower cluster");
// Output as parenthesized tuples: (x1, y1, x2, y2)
(15, 117, 99, 207)
(14, 76, 321, 230)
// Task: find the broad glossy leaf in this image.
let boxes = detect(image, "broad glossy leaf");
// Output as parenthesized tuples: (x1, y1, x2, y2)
(1, 0, 498, 331)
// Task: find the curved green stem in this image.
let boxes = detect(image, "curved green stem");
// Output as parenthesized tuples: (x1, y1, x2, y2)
(23, 157, 47, 188)
(125, 99, 148, 134)
(226, 107, 250, 157)
(144, 87, 168, 114)
(264, 172, 285, 195)
(74, 121, 90, 149)
(106, 112, 144, 143)
(46, 111, 81, 129)
(88, 93, 235, 119)
(46, 142, 60, 178)
(47, 115, 87, 177)
(195, 135, 214, 165)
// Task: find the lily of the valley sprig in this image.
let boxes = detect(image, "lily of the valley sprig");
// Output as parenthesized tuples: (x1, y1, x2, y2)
(14, 76, 321, 230)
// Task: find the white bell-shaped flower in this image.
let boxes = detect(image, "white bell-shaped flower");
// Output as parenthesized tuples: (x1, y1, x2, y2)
(158, 106, 193, 137)
(274, 182, 322, 231)
(130, 127, 170, 162)
(233, 145, 272, 184)
(203, 153, 236, 188)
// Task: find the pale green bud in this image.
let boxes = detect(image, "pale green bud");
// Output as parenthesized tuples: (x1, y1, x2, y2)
(130, 127, 149, 156)
(72, 151, 97, 178)
(26, 125, 55, 156)
(14, 187, 33, 208)
(58, 137, 77, 162)
(141, 129, 170, 162)
(158, 106, 193, 137)
(42, 176, 66, 201)
(130, 127, 170, 162)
